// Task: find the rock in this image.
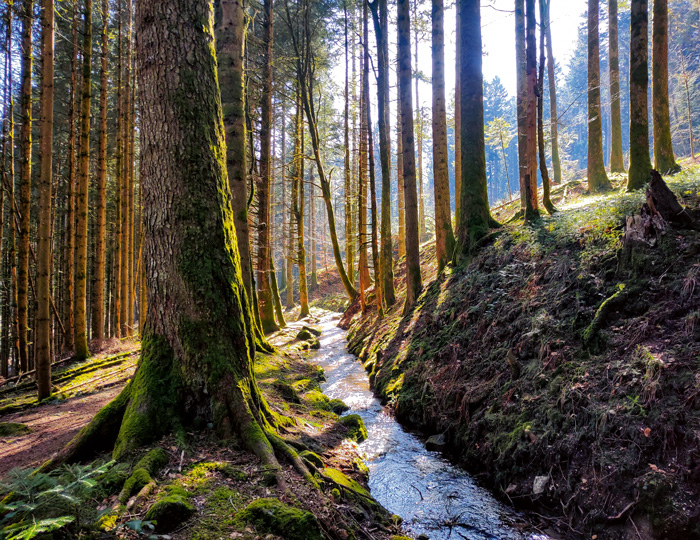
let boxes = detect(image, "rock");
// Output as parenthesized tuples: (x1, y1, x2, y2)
(0, 422, 31, 436)
(339, 414, 368, 442)
(296, 328, 313, 341)
(329, 398, 349, 414)
(425, 433, 446, 451)
(234, 498, 324, 540)
(144, 486, 195, 532)
(533, 475, 549, 495)
(301, 325, 322, 337)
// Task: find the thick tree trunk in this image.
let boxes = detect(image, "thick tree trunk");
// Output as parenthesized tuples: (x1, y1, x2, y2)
(369, 0, 396, 307)
(257, 0, 279, 334)
(538, 0, 555, 213)
(628, 0, 652, 191)
(36, 0, 55, 399)
(93, 0, 108, 341)
(456, 0, 493, 255)
(587, 0, 611, 191)
(17, 0, 32, 372)
(431, 0, 456, 272)
(74, 0, 92, 360)
(652, 0, 680, 174)
(609, 0, 625, 173)
(543, 0, 561, 184)
(398, 0, 422, 312)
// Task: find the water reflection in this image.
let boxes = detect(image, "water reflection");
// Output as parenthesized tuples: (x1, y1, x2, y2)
(313, 314, 549, 540)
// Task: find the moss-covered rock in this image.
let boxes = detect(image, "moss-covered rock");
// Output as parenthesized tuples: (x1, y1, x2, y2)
(339, 414, 368, 442)
(320, 468, 378, 509)
(0, 422, 31, 436)
(234, 497, 324, 540)
(301, 325, 322, 337)
(299, 450, 324, 468)
(271, 380, 301, 403)
(304, 390, 332, 411)
(329, 398, 349, 414)
(292, 378, 320, 393)
(144, 485, 195, 533)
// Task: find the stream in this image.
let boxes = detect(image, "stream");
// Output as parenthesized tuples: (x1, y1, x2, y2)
(312, 313, 550, 540)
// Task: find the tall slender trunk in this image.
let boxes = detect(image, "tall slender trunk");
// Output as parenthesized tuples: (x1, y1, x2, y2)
(538, 0, 555, 213)
(93, 0, 108, 340)
(454, 1, 462, 224)
(343, 3, 354, 290)
(113, 0, 122, 338)
(119, 0, 131, 338)
(431, 0, 456, 272)
(587, 0, 611, 191)
(127, 30, 136, 335)
(257, 0, 279, 333)
(628, 0, 652, 191)
(74, 0, 92, 360)
(679, 54, 695, 159)
(358, 52, 369, 312)
(17, 0, 33, 372)
(36, 0, 55, 398)
(456, 0, 493, 254)
(412, 3, 425, 241)
(396, 95, 406, 260)
(524, 0, 540, 215)
(543, 0, 561, 183)
(369, 0, 395, 307)
(398, 0, 422, 312)
(608, 0, 624, 173)
(296, 96, 309, 319)
(309, 170, 318, 289)
(652, 0, 680, 174)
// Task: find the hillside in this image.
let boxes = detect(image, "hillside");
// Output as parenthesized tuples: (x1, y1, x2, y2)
(342, 163, 700, 540)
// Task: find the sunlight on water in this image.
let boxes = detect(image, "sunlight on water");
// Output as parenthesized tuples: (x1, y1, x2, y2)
(312, 313, 551, 540)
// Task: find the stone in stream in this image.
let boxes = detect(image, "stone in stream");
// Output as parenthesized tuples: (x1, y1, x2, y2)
(425, 433, 446, 451)
(533, 475, 549, 495)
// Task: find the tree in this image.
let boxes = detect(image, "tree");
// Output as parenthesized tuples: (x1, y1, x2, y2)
(368, 0, 396, 307)
(74, 0, 93, 360)
(397, 0, 422, 312)
(456, 0, 494, 255)
(587, 0, 611, 191)
(485, 117, 514, 200)
(609, 0, 625, 173)
(628, 0, 652, 191)
(55, 0, 312, 486)
(293, 92, 309, 319)
(454, 1, 462, 224)
(542, 0, 562, 184)
(35, 0, 55, 399)
(538, 0, 555, 212)
(652, 0, 680, 174)
(431, 0, 456, 272)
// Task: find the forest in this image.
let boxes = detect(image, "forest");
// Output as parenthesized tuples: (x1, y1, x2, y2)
(1, 0, 700, 539)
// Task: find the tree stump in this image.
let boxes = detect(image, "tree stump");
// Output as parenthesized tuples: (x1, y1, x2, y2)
(648, 169, 694, 227)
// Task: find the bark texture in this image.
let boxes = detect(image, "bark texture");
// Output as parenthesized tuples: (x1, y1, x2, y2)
(609, 0, 625, 173)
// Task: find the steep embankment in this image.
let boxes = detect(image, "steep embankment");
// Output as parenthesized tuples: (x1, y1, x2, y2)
(344, 165, 700, 540)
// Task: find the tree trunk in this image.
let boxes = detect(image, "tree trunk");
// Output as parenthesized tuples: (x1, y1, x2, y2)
(524, 0, 540, 215)
(36, 0, 55, 399)
(296, 94, 309, 319)
(609, 0, 624, 173)
(652, 0, 680, 174)
(679, 54, 695, 159)
(358, 55, 369, 312)
(368, 0, 396, 307)
(538, 0, 555, 213)
(413, 2, 426, 242)
(17, 0, 33, 372)
(456, 0, 493, 255)
(587, 0, 611, 191)
(257, 0, 279, 334)
(92, 0, 108, 341)
(431, 0, 456, 272)
(119, 1, 131, 338)
(628, 0, 652, 191)
(454, 0, 462, 224)
(113, 0, 123, 339)
(398, 0, 422, 312)
(74, 0, 92, 360)
(343, 3, 355, 291)
(396, 89, 406, 260)
(543, 0, 561, 184)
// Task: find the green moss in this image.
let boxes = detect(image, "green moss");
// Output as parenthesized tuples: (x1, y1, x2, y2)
(339, 414, 368, 442)
(189, 487, 242, 540)
(187, 461, 247, 482)
(0, 422, 31, 436)
(329, 398, 349, 414)
(304, 390, 331, 411)
(234, 498, 324, 540)
(144, 485, 195, 533)
(292, 378, 320, 393)
(119, 467, 152, 503)
(96, 462, 130, 497)
(299, 450, 324, 468)
(271, 379, 301, 403)
(320, 468, 375, 506)
(137, 447, 170, 474)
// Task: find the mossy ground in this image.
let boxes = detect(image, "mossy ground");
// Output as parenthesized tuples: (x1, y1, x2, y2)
(345, 163, 700, 539)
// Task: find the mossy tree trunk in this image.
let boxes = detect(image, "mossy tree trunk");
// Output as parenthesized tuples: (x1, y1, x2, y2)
(587, 0, 611, 192)
(368, 0, 396, 308)
(608, 0, 625, 173)
(524, 0, 540, 216)
(396, 95, 406, 261)
(431, 0, 456, 272)
(543, 0, 562, 184)
(35, 0, 55, 399)
(358, 19, 369, 312)
(17, 0, 32, 372)
(652, 0, 680, 174)
(456, 0, 493, 256)
(628, 0, 652, 191)
(397, 0, 422, 313)
(55, 0, 308, 483)
(538, 0, 555, 213)
(294, 93, 310, 319)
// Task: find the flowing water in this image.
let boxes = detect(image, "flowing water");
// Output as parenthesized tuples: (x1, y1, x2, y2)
(312, 313, 550, 540)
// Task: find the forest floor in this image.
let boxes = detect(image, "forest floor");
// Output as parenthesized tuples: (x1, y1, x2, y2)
(343, 161, 700, 540)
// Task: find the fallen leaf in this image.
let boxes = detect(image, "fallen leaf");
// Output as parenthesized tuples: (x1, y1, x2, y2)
(643, 427, 651, 438)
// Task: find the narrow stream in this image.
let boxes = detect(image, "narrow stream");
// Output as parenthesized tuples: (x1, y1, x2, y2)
(312, 313, 549, 540)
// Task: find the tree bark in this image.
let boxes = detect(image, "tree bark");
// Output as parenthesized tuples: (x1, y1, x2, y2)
(36, 0, 55, 399)
(652, 0, 680, 174)
(454, 0, 462, 224)
(344, 2, 355, 291)
(398, 0, 422, 312)
(587, 0, 611, 191)
(431, 0, 456, 272)
(539, 0, 555, 213)
(74, 0, 92, 360)
(628, 0, 652, 191)
(456, 0, 493, 255)
(524, 0, 540, 214)
(295, 94, 309, 319)
(358, 50, 369, 312)
(396, 82, 406, 261)
(17, 0, 33, 372)
(543, 0, 561, 184)
(609, 0, 624, 173)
